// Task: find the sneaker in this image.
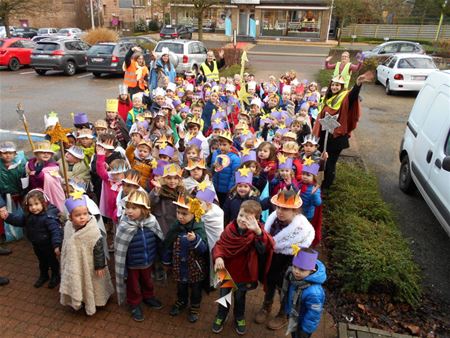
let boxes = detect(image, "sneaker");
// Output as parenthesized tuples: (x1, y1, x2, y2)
(0, 246, 12, 255)
(169, 301, 186, 316)
(131, 305, 144, 322)
(0, 276, 9, 286)
(235, 318, 247, 335)
(188, 311, 199, 323)
(143, 297, 163, 310)
(155, 269, 166, 281)
(48, 275, 60, 289)
(212, 315, 227, 334)
(34, 275, 49, 288)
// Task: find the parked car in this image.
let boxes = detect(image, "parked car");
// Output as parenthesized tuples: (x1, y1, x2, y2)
(376, 54, 438, 95)
(31, 38, 90, 76)
(86, 41, 152, 77)
(153, 40, 207, 73)
(363, 40, 425, 59)
(12, 27, 38, 38)
(0, 26, 16, 38)
(399, 70, 450, 236)
(57, 28, 83, 39)
(118, 36, 157, 51)
(159, 25, 192, 40)
(37, 28, 58, 36)
(0, 38, 35, 70)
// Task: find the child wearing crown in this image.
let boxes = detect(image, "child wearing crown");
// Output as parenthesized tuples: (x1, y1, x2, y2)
(299, 161, 322, 222)
(116, 169, 146, 221)
(281, 248, 326, 338)
(60, 193, 114, 316)
(58, 146, 90, 185)
(255, 188, 314, 331)
(163, 194, 208, 323)
(126, 139, 155, 191)
(115, 190, 165, 321)
(105, 98, 130, 149)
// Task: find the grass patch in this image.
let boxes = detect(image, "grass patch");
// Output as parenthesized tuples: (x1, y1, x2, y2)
(219, 64, 250, 78)
(324, 162, 422, 307)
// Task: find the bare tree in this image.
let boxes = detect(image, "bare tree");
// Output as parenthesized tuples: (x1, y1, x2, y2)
(0, 0, 52, 37)
(332, 0, 367, 45)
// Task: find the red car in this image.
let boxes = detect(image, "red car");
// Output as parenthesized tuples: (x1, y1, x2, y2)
(0, 38, 36, 70)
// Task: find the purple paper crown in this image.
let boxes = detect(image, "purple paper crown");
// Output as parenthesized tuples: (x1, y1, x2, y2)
(212, 120, 225, 130)
(74, 112, 89, 125)
(293, 249, 318, 270)
(65, 195, 87, 213)
(159, 145, 175, 158)
(212, 110, 226, 120)
(172, 98, 181, 107)
(137, 120, 149, 130)
(180, 105, 190, 114)
(278, 157, 294, 170)
(270, 111, 282, 120)
(177, 90, 185, 98)
(285, 116, 293, 127)
(240, 133, 253, 143)
(303, 162, 320, 176)
(196, 187, 216, 203)
(241, 150, 257, 164)
(188, 137, 202, 149)
(153, 160, 169, 176)
(276, 127, 288, 136)
(300, 102, 310, 110)
(235, 170, 253, 185)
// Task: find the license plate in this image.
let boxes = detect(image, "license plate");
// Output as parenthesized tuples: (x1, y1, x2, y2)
(36, 54, 49, 58)
(412, 76, 426, 81)
(92, 58, 104, 62)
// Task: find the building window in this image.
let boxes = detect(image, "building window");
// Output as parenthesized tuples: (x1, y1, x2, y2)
(119, 0, 133, 9)
(261, 9, 322, 38)
(176, 7, 226, 31)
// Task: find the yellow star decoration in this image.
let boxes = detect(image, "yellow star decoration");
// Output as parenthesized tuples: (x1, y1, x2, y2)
(241, 126, 251, 135)
(237, 86, 252, 106)
(238, 166, 251, 177)
(136, 115, 145, 122)
(278, 153, 287, 164)
(291, 244, 301, 256)
(46, 122, 71, 144)
(278, 123, 286, 130)
(213, 117, 222, 124)
(70, 190, 84, 200)
(150, 158, 158, 169)
(303, 157, 315, 166)
(197, 179, 209, 192)
(241, 147, 251, 156)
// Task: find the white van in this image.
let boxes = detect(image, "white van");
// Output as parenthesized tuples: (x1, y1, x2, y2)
(399, 70, 450, 236)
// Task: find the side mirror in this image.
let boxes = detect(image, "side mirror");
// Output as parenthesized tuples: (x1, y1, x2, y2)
(442, 156, 450, 172)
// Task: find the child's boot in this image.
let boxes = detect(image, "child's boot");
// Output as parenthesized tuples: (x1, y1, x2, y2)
(169, 300, 187, 316)
(266, 308, 287, 330)
(130, 304, 144, 322)
(235, 317, 247, 335)
(48, 273, 60, 289)
(188, 304, 200, 323)
(254, 301, 272, 324)
(34, 274, 49, 288)
(212, 314, 228, 334)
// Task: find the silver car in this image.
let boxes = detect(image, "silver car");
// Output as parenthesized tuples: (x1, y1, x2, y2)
(362, 40, 425, 59)
(153, 39, 207, 74)
(57, 28, 83, 39)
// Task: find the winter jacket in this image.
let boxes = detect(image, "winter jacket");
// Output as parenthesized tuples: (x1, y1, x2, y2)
(96, 154, 121, 221)
(149, 59, 176, 91)
(90, 151, 124, 204)
(202, 100, 218, 134)
(6, 204, 62, 248)
(269, 177, 299, 196)
(252, 171, 268, 194)
(27, 158, 59, 190)
(149, 189, 179, 236)
(292, 157, 304, 182)
(118, 99, 133, 121)
(0, 157, 25, 195)
(211, 150, 241, 193)
(58, 160, 90, 185)
(126, 145, 153, 190)
(283, 260, 326, 335)
(223, 189, 260, 225)
(126, 224, 160, 269)
(299, 184, 322, 221)
(126, 107, 144, 130)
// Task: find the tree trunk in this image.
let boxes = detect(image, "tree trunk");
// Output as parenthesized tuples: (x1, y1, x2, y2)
(4, 13, 10, 38)
(197, 9, 204, 41)
(337, 18, 345, 47)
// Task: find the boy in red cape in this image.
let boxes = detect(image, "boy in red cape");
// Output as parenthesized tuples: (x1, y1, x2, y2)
(211, 200, 274, 335)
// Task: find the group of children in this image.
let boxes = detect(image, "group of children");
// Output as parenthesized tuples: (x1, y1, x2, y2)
(0, 69, 329, 338)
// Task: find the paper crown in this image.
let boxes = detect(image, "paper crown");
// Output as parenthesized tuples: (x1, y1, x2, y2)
(247, 81, 256, 91)
(132, 92, 143, 102)
(195, 179, 215, 203)
(167, 82, 177, 92)
(235, 166, 253, 186)
(185, 157, 206, 171)
(283, 131, 297, 141)
(137, 139, 152, 150)
(282, 85, 291, 94)
(173, 194, 205, 222)
(302, 134, 319, 145)
(331, 75, 346, 84)
(97, 139, 115, 150)
(94, 119, 108, 129)
(77, 128, 94, 139)
(125, 190, 151, 209)
(68, 178, 88, 193)
(33, 140, 55, 154)
(105, 99, 119, 113)
(186, 116, 202, 127)
(161, 47, 170, 55)
(225, 84, 235, 92)
(292, 246, 318, 270)
(270, 188, 302, 209)
(250, 97, 262, 108)
(153, 87, 166, 98)
(300, 102, 310, 111)
(187, 137, 202, 150)
(282, 141, 299, 155)
(136, 120, 149, 130)
(275, 126, 288, 136)
(211, 118, 225, 130)
(277, 153, 293, 170)
(0, 141, 17, 152)
(108, 159, 129, 174)
(155, 134, 174, 149)
(163, 163, 183, 177)
(217, 130, 233, 143)
(159, 145, 175, 158)
(44, 112, 59, 130)
(172, 98, 182, 106)
(66, 145, 85, 160)
(74, 112, 89, 125)
(122, 169, 140, 186)
(118, 84, 128, 95)
(185, 83, 194, 92)
(241, 149, 257, 163)
(65, 192, 87, 213)
(153, 160, 169, 176)
(302, 161, 320, 176)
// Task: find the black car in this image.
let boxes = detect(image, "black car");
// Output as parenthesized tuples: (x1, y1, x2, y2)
(159, 25, 192, 40)
(31, 38, 90, 76)
(12, 27, 38, 38)
(86, 37, 156, 77)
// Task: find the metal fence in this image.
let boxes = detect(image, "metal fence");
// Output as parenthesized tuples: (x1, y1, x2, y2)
(342, 24, 450, 40)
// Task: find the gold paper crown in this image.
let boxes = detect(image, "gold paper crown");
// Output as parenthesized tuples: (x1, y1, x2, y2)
(186, 116, 202, 127)
(94, 119, 108, 129)
(122, 170, 141, 186)
(33, 140, 55, 154)
(125, 190, 151, 209)
(282, 141, 299, 154)
(186, 158, 206, 170)
(173, 194, 205, 222)
(163, 163, 183, 177)
(77, 128, 94, 139)
(217, 130, 233, 143)
(270, 188, 302, 209)
(155, 134, 174, 149)
(283, 131, 297, 140)
(137, 139, 152, 150)
(105, 98, 119, 113)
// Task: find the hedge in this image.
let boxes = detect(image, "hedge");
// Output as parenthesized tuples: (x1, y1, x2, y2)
(324, 162, 422, 307)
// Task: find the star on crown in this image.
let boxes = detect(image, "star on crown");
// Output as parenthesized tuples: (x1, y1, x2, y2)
(238, 166, 251, 177)
(278, 153, 287, 164)
(70, 190, 84, 200)
(291, 244, 301, 256)
(241, 148, 251, 156)
(150, 158, 158, 169)
(303, 157, 315, 166)
(197, 179, 209, 192)
(213, 117, 222, 124)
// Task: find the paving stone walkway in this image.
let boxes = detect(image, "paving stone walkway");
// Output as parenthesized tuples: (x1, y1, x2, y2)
(338, 323, 417, 338)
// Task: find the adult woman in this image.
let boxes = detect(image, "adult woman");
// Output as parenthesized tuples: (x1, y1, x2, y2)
(123, 46, 149, 97)
(312, 71, 373, 189)
(149, 47, 176, 91)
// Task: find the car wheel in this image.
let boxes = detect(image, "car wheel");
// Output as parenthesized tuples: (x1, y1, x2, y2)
(399, 155, 416, 194)
(8, 57, 20, 71)
(64, 61, 76, 76)
(92, 72, 102, 78)
(35, 69, 47, 75)
(385, 80, 393, 95)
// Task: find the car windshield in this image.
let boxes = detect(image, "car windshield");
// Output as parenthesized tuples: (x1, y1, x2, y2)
(89, 44, 115, 54)
(38, 29, 48, 34)
(397, 58, 436, 69)
(58, 29, 69, 34)
(161, 27, 176, 33)
(156, 42, 183, 54)
(36, 42, 59, 51)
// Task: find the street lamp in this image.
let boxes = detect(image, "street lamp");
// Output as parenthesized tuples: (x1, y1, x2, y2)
(435, 0, 448, 41)
(90, 0, 95, 29)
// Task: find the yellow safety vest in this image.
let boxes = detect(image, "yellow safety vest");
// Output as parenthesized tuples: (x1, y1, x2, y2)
(201, 61, 219, 81)
(333, 62, 351, 89)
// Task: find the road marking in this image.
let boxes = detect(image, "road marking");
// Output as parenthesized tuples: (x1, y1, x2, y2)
(77, 73, 92, 78)
(248, 51, 327, 57)
(20, 71, 35, 75)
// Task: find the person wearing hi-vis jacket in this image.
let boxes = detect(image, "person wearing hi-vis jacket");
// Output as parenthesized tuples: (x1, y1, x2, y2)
(200, 49, 225, 82)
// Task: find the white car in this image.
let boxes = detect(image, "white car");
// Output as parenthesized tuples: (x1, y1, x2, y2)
(399, 70, 450, 236)
(57, 28, 83, 39)
(376, 54, 438, 95)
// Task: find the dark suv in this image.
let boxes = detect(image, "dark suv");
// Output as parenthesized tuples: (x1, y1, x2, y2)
(31, 38, 90, 76)
(160, 25, 192, 40)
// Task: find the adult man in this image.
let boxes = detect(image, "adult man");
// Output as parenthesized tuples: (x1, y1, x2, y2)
(325, 51, 363, 88)
(200, 49, 225, 82)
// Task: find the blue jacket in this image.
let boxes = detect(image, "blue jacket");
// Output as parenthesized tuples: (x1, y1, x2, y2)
(284, 260, 326, 335)
(149, 59, 176, 91)
(202, 100, 218, 133)
(223, 190, 260, 225)
(211, 150, 241, 193)
(5, 204, 62, 248)
(299, 184, 322, 221)
(126, 226, 160, 268)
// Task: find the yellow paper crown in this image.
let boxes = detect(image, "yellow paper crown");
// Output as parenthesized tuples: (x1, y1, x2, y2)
(105, 99, 119, 113)
(217, 130, 233, 142)
(122, 170, 141, 186)
(277, 153, 287, 164)
(125, 190, 150, 209)
(163, 163, 183, 177)
(186, 116, 202, 127)
(33, 140, 55, 153)
(282, 141, 299, 154)
(137, 139, 152, 150)
(271, 188, 302, 209)
(173, 194, 205, 222)
(186, 158, 206, 170)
